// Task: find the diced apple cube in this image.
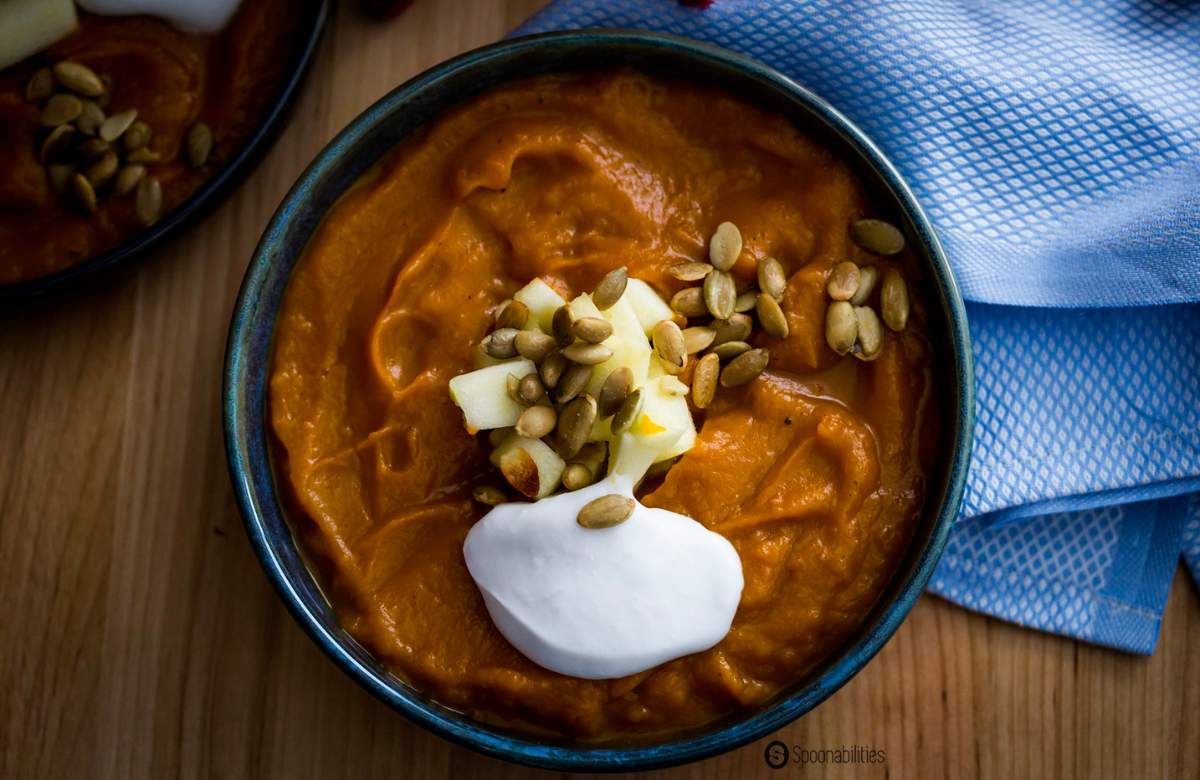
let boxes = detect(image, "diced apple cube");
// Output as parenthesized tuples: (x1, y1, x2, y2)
(490, 435, 565, 499)
(569, 293, 653, 397)
(513, 278, 567, 332)
(624, 278, 675, 337)
(608, 376, 696, 480)
(448, 359, 536, 432)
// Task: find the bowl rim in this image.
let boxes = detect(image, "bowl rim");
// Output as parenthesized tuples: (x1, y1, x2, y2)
(223, 28, 975, 773)
(0, 0, 332, 303)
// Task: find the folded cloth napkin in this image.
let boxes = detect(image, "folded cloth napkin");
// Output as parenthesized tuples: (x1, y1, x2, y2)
(517, 0, 1200, 653)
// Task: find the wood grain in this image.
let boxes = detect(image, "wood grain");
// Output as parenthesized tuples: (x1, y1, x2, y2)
(1, 2, 1197, 778)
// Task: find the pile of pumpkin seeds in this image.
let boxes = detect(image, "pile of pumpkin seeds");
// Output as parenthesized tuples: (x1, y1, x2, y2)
(824, 218, 911, 360)
(666, 221, 786, 409)
(472, 221, 788, 530)
(472, 266, 629, 513)
(25, 60, 215, 226)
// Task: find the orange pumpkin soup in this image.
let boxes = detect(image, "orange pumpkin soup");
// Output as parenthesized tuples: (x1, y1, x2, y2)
(270, 70, 937, 739)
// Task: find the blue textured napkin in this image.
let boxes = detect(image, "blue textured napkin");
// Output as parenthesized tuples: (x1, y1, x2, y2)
(517, 0, 1200, 653)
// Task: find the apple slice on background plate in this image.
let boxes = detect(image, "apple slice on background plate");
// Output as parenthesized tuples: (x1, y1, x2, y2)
(0, 0, 77, 70)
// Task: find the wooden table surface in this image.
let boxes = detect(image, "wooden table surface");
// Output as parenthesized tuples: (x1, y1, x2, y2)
(3, 2, 1198, 778)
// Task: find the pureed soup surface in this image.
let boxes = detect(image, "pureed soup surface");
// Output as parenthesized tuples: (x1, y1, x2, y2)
(0, 4, 300, 284)
(270, 71, 938, 739)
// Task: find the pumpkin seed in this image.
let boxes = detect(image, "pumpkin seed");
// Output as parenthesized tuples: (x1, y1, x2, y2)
(472, 485, 508, 506)
(574, 441, 608, 477)
(670, 287, 708, 318)
(47, 164, 74, 197)
(74, 100, 105, 136)
(555, 394, 597, 459)
(708, 221, 742, 271)
(40, 94, 83, 127)
(122, 121, 151, 152)
(551, 304, 574, 346)
(53, 61, 105, 97)
(514, 330, 556, 362)
(720, 348, 769, 387)
(598, 366, 633, 417)
(40, 124, 77, 163)
(825, 301, 857, 355)
(592, 266, 628, 310)
(68, 173, 96, 215)
(577, 493, 635, 529)
(710, 340, 751, 361)
(854, 306, 884, 360)
(850, 265, 878, 306)
(850, 218, 905, 255)
(134, 177, 162, 226)
(113, 164, 145, 196)
(517, 373, 545, 404)
(756, 293, 789, 339)
(539, 351, 568, 389)
(487, 427, 514, 448)
(96, 75, 113, 108)
(668, 262, 712, 282)
(644, 456, 678, 481)
(186, 122, 213, 167)
(880, 269, 910, 331)
(757, 256, 787, 301)
(77, 137, 109, 161)
(692, 353, 720, 409)
(682, 326, 717, 354)
(652, 319, 686, 373)
(556, 363, 592, 403)
(561, 463, 593, 491)
(495, 299, 529, 330)
(85, 151, 118, 189)
(703, 269, 736, 319)
(99, 109, 137, 142)
(562, 342, 613, 365)
(125, 147, 160, 164)
(711, 313, 752, 346)
(516, 405, 557, 439)
(26, 68, 55, 102)
(734, 290, 758, 313)
(826, 261, 860, 301)
(571, 316, 613, 344)
(610, 388, 643, 434)
(484, 327, 519, 359)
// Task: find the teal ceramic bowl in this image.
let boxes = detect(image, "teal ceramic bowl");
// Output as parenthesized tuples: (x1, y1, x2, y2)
(224, 29, 974, 772)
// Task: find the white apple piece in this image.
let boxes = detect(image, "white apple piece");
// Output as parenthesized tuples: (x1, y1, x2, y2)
(568, 293, 653, 397)
(513, 278, 567, 332)
(609, 376, 697, 480)
(624, 278, 676, 337)
(0, 0, 77, 70)
(490, 434, 566, 499)
(448, 359, 536, 432)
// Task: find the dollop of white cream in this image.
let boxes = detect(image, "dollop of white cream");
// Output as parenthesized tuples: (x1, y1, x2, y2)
(463, 477, 743, 679)
(77, 0, 241, 34)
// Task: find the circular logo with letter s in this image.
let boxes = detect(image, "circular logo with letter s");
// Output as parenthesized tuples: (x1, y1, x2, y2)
(764, 740, 789, 769)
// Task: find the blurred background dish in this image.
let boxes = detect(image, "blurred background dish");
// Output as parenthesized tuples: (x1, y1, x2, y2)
(0, 0, 329, 302)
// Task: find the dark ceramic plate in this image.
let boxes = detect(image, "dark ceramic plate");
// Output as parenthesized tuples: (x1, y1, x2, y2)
(224, 30, 974, 773)
(0, 1, 330, 303)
